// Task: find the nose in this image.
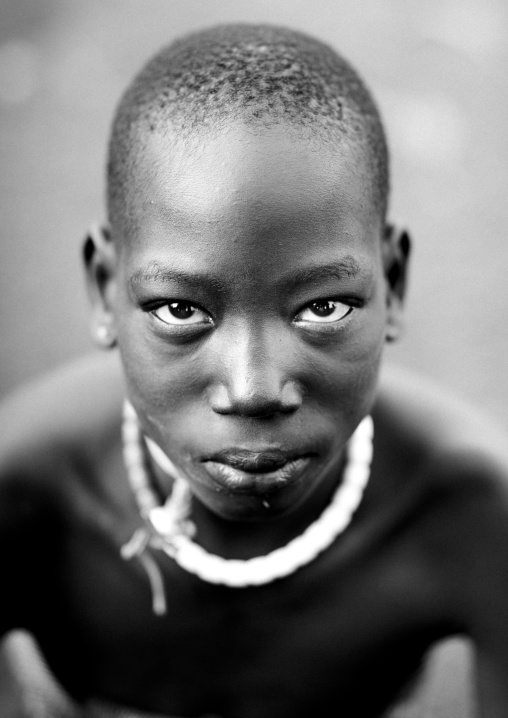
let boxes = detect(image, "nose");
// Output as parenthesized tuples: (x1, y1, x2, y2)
(209, 325, 302, 418)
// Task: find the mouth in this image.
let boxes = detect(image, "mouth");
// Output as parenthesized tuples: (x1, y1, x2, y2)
(201, 449, 313, 493)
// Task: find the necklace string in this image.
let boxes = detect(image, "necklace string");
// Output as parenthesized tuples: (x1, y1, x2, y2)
(121, 401, 374, 613)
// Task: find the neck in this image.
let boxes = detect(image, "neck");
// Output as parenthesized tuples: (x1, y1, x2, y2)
(142, 420, 349, 561)
(174, 452, 348, 561)
(122, 402, 374, 593)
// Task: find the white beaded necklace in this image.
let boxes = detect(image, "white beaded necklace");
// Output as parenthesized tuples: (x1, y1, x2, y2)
(121, 400, 373, 613)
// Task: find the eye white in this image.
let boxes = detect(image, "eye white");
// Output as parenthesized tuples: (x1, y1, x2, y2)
(296, 300, 353, 324)
(152, 302, 210, 326)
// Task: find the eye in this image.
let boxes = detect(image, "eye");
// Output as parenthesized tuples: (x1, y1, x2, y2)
(295, 299, 353, 324)
(151, 301, 212, 326)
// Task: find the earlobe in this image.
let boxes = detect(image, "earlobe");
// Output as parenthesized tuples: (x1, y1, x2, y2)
(383, 223, 411, 343)
(82, 223, 118, 350)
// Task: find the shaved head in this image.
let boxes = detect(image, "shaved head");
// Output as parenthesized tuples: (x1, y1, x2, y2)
(107, 23, 389, 233)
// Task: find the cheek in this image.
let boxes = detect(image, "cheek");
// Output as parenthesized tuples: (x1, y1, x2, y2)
(346, 300, 387, 396)
(120, 342, 206, 420)
(307, 336, 383, 420)
(121, 359, 209, 453)
(304, 302, 387, 418)
(114, 314, 208, 438)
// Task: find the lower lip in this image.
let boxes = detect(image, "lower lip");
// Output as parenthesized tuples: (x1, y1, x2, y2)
(202, 458, 311, 493)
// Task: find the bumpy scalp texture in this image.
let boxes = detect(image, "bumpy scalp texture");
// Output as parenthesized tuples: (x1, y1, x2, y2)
(107, 23, 389, 230)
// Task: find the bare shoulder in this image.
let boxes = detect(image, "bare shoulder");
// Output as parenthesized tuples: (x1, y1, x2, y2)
(374, 362, 508, 568)
(373, 363, 508, 553)
(376, 363, 508, 621)
(0, 351, 125, 474)
(0, 351, 126, 548)
(0, 352, 126, 635)
(376, 361, 508, 481)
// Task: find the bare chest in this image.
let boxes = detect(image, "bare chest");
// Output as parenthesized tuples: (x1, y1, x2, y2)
(36, 520, 452, 718)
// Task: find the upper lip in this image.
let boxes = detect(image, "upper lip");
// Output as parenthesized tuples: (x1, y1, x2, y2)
(202, 448, 309, 473)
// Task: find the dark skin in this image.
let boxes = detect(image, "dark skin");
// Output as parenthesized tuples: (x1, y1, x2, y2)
(1, 122, 508, 717)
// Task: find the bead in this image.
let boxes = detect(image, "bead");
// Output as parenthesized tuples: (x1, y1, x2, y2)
(136, 487, 159, 510)
(127, 466, 149, 490)
(123, 443, 145, 467)
(122, 423, 141, 443)
(122, 400, 373, 590)
(149, 507, 180, 536)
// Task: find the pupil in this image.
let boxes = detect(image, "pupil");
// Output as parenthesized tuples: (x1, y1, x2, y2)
(169, 302, 193, 319)
(312, 300, 334, 317)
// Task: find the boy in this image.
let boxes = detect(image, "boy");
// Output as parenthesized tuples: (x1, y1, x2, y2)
(1, 22, 508, 718)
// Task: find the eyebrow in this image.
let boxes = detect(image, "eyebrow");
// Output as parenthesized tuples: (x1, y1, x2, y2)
(129, 255, 368, 296)
(278, 256, 369, 291)
(129, 263, 227, 295)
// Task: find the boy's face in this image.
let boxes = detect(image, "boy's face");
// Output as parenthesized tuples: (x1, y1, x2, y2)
(103, 123, 398, 522)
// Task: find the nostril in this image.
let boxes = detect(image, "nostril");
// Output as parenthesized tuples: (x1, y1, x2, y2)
(209, 381, 302, 417)
(212, 397, 294, 418)
(239, 401, 295, 419)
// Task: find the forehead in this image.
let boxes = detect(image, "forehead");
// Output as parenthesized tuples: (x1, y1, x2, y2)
(122, 122, 381, 266)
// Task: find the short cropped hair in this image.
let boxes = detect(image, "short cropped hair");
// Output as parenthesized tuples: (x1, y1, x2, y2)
(107, 23, 389, 231)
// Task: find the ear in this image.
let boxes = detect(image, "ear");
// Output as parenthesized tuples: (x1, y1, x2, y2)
(382, 223, 411, 343)
(82, 223, 118, 349)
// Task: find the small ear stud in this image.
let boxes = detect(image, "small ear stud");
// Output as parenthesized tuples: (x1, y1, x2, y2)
(94, 324, 117, 349)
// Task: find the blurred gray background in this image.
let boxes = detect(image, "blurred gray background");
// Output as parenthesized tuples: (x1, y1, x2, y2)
(1, 0, 507, 427)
